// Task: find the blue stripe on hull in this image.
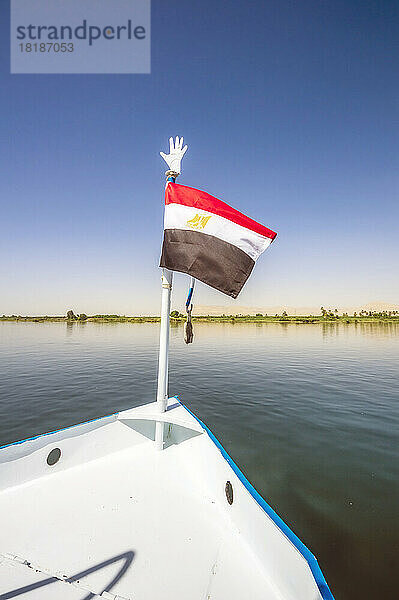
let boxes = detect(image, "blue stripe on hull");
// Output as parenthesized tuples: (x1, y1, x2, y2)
(0, 413, 117, 450)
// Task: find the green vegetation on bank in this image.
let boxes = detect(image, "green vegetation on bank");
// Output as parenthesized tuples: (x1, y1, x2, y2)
(1, 307, 399, 324)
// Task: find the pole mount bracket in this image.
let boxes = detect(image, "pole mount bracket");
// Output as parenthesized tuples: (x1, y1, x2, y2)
(165, 170, 179, 179)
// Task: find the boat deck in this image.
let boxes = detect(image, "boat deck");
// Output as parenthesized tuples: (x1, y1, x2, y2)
(0, 401, 324, 600)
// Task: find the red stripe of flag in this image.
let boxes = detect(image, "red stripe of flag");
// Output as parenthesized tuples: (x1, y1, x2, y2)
(166, 183, 277, 241)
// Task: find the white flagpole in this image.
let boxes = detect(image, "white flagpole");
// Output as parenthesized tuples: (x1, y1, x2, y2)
(155, 267, 173, 450)
(155, 136, 187, 450)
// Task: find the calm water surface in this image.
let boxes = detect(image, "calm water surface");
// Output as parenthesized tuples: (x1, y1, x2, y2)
(0, 321, 398, 599)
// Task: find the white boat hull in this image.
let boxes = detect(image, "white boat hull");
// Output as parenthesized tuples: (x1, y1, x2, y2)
(0, 399, 333, 600)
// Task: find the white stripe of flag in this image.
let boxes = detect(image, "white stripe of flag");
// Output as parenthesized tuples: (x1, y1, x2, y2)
(164, 204, 272, 262)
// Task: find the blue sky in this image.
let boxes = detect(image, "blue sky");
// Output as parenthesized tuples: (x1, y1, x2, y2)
(1, 0, 398, 315)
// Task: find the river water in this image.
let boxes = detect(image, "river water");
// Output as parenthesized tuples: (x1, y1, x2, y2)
(0, 321, 398, 599)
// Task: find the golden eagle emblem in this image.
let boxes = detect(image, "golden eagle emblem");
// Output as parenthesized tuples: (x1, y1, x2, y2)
(186, 214, 212, 230)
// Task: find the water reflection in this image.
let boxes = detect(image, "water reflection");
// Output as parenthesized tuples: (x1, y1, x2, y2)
(0, 321, 398, 600)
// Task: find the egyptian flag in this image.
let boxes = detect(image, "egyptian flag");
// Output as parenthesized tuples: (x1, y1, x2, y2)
(160, 183, 277, 299)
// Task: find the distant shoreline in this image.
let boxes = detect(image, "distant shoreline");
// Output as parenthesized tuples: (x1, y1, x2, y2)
(1, 315, 398, 324)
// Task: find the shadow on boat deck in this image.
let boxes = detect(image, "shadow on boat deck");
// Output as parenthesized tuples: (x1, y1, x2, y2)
(0, 550, 135, 600)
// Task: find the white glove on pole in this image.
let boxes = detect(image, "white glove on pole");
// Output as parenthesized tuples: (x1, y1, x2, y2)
(160, 136, 188, 175)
